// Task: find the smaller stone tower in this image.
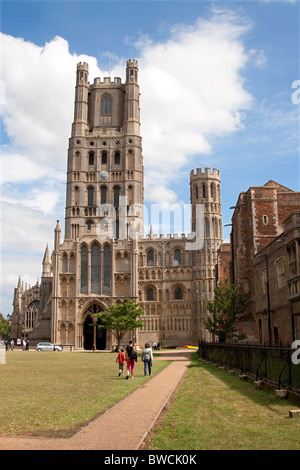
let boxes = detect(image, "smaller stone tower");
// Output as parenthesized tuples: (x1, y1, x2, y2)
(190, 167, 222, 342)
(190, 167, 222, 247)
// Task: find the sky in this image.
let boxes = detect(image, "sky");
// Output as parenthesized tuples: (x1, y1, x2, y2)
(0, 0, 299, 316)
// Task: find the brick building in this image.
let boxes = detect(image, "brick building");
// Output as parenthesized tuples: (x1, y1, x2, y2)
(230, 181, 300, 344)
(253, 212, 300, 345)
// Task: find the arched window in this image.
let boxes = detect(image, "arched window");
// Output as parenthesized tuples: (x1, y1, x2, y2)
(174, 287, 183, 300)
(174, 249, 182, 266)
(102, 152, 107, 165)
(114, 152, 120, 165)
(211, 183, 216, 200)
(103, 245, 111, 294)
(91, 243, 101, 294)
(127, 185, 133, 205)
(89, 152, 95, 166)
(114, 186, 120, 207)
(81, 245, 88, 294)
(100, 186, 107, 205)
(147, 250, 154, 266)
(74, 186, 79, 206)
(88, 187, 94, 207)
(202, 184, 206, 199)
(100, 94, 112, 115)
(26, 300, 39, 330)
(146, 288, 154, 301)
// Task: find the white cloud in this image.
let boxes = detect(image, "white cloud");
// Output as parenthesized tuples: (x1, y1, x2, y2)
(0, 149, 65, 185)
(146, 185, 178, 207)
(136, 9, 253, 201)
(0, 201, 57, 254)
(0, 35, 102, 168)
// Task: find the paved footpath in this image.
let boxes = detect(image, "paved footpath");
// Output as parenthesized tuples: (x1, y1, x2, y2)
(0, 349, 193, 450)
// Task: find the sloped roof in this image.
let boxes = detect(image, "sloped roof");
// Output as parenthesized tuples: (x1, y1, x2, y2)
(263, 180, 292, 192)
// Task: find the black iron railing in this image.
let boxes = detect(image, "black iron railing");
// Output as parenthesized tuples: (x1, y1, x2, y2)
(198, 341, 300, 392)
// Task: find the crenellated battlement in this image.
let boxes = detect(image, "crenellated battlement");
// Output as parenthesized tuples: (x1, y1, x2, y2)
(190, 166, 222, 209)
(126, 59, 138, 68)
(190, 167, 220, 180)
(93, 76, 122, 85)
(77, 62, 89, 71)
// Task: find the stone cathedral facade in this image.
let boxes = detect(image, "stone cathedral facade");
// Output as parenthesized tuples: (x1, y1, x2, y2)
(10, 60, 223, 349)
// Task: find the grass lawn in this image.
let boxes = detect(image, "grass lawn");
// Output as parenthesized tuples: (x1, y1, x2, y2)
(0, 350, 169, 438)
(148, 354, 300, 450)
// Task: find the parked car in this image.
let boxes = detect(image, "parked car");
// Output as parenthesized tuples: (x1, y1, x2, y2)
(36, 342, 63, 351)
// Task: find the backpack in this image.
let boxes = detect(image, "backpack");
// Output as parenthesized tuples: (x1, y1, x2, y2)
(143, 349, 151, 362)
(129, 347, 137, 361)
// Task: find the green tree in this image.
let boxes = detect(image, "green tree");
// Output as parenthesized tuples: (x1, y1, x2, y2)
(95, 300, 144, 351)
(0, 313, 11, 339)
(204, 280, 250, 343)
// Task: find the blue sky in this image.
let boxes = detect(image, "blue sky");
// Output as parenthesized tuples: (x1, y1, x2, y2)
(0, 0, 299, 316)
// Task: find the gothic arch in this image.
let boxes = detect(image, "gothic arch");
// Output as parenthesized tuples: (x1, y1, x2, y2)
(144, 284, 157, 301)
(26, 300, 39, 330)
(100, 93, 112, 115)
(173, 247, 182, 266)
(78, 299, 108, 324)
(91, 241, 101, 294)
(172, 283, 185, 300)
(146, 248, 155, 266)
(80, 302, 107, 351)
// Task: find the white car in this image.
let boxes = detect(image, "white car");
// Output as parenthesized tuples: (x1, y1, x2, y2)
(36, 342, 62, 351)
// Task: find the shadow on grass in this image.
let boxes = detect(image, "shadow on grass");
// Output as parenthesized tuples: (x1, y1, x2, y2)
(191, 353, 300, 412)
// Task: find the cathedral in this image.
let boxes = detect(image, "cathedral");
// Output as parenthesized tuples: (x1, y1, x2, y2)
(10, 59, 223, 349)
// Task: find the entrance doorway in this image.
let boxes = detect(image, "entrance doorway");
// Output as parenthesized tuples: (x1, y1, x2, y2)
(83, 305, 107, 350)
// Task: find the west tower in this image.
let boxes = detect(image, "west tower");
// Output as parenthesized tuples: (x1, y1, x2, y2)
(65, 60, 144, 241)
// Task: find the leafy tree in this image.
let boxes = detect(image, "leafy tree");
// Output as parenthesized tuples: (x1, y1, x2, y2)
(0, 313, 11, 339)
(95, 300, 144, 351)
(204, 280, 250, 343)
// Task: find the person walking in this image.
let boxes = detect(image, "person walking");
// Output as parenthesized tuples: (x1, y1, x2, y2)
(116, 347, 125, 377)
(141, 342, 153, 376)
(125, 340, 137, 379)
